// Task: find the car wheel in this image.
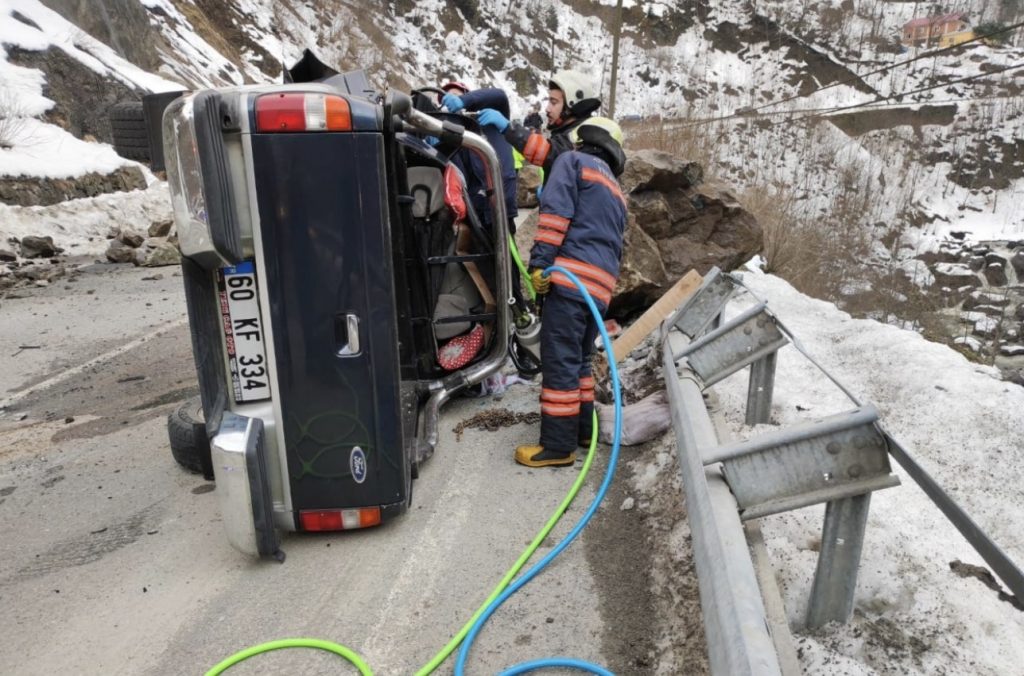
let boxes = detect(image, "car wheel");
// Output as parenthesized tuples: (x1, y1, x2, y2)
(109, 101, 151, 162)
(167, 397, 213, 479)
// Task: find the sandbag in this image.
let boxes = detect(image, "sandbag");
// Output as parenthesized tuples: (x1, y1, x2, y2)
(596, 390, 671, 446)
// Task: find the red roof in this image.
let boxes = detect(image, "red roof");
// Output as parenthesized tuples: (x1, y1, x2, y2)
(904, 13, 967, 30)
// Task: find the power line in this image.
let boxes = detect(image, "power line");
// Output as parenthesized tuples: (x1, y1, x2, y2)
(657, 93, 1020, 129)
(677, 19, 1024, 129)
(754, 60, 1024, 132)
(752, 19, 1024, 114)
(683, 60, 1024, 149)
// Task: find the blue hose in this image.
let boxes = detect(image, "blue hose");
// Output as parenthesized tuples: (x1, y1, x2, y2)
(455, 265, 623, 675)
(497, 658, 615, 675)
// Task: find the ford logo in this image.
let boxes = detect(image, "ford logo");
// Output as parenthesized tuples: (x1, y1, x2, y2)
(350, 446, 367, 484)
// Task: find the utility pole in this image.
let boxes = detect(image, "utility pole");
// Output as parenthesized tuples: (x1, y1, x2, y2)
(608, 0, 624, 117)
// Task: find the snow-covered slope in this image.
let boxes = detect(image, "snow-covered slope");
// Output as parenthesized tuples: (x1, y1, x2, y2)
(0, 0, 179, 178)
(5, 0, 1023, 243)
(719, 265, 1024, 676)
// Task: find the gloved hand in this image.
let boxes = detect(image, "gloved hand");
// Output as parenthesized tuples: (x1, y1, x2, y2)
(530, 268, 550, 295)
(442, 93, 464, 112)
(424, 135, 440, 146)
(477, 108, 509, 132)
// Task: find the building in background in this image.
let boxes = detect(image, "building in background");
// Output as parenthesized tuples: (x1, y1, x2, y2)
(902, 13, 973, 48)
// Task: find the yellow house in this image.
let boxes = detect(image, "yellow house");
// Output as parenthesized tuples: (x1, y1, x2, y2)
(902, 13, 971, 47)
(938, 29, 976, 48)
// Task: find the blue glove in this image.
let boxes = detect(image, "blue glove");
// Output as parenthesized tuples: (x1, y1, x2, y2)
(442, 93, 464, 112)
(477, 108, 509, 132)
(425, 135, 440, 146)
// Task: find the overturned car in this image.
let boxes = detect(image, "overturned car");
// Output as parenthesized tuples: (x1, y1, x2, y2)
(139, 56, 532, 558)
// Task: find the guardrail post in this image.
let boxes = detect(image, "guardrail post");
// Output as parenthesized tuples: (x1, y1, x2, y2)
(806, 494, 871, 629)
(745, 351, 777, 425)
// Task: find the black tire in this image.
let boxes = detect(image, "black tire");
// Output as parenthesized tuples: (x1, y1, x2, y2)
(109, 101, 151, 162)
(168, 397, 213, 479)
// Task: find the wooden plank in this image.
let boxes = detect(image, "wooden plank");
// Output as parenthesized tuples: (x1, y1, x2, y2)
(612, 270, 702, 362)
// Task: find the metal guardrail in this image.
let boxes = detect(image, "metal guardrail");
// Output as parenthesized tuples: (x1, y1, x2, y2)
(659, 267, 1024, 674)
(662, 329, 782, 675)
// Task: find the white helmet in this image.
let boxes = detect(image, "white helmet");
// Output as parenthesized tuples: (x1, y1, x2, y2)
(570, 116, 626, 177)
(548, 69, 601, 118)
(569, 116, 624, 146)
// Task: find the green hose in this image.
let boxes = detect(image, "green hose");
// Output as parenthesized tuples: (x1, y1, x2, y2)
(205, 413, 599, 675)
(509, 233, 536, 301)
(415, 411, 598, 675)
(205, 638, 372, 676)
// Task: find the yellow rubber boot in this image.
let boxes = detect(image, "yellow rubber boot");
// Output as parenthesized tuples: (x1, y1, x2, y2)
(514, 444, 576, 467)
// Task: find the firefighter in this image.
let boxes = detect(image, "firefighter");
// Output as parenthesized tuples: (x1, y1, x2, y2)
(472, 69, 601, 185)
(514, 117, 628, 468)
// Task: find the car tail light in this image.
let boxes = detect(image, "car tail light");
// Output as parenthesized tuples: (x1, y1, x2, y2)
(299, 507, 382, 531)
(255, 93, 352, 132)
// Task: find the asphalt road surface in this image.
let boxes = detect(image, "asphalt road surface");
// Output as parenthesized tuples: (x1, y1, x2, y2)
(0, 262, 705, 675)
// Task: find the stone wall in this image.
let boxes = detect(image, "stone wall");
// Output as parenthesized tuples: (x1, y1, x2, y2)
(0, 167, 147, 207)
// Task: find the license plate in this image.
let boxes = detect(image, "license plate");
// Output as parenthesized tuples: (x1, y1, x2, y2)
(219, 261, 271, 403)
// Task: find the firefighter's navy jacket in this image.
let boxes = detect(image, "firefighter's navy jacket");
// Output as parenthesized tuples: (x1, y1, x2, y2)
(529, 150, 628, 312)
(456, 88, 518, 222)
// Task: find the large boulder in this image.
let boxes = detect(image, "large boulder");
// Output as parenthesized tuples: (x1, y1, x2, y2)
(984, 262, 1008, 287)
(619, 149, 703, 194)
(513, 150, 761, 317)
(627, 191, 672, 239)
(19, 235, 60, 258)
(966, 255, 986, 272)
(932, 262, 981, 288)
(148, 219, 174, 238)
(613, 214, 669, 312)
(105, 239, 136, 263)
(611, 150, 762, 315)
(117, 228, 145, 248)
(963, 290, 1012, 310)
(136, 238, 182, 267)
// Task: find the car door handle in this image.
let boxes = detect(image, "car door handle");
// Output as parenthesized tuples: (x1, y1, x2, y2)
(335, 313, 360, 356)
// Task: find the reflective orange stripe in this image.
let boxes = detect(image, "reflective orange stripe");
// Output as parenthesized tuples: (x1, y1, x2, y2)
(579, 377, 595, 402)
(523, 133, 551, 167)
(554, 256, 617, 292)
(538, 213, 570, 232)
(581, 166, 627, 208)
(533, 140, 550, 167)
(542, 388, 580, 403)
(551, 273, 611, 306)
(534, 230, 564, 246)
(523, 133, 541, 160)
(542, 402, 580, 417)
